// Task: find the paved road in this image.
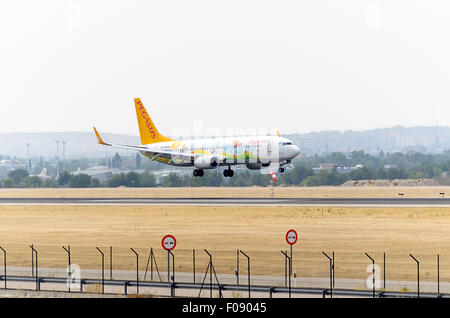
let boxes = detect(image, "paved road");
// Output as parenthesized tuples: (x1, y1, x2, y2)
(1, 197, 450, 206)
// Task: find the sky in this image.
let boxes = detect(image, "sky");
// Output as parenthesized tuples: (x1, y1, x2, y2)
(1, 0, 449, 137)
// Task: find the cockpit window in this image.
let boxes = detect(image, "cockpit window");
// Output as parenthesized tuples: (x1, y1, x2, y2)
(279, 142, 293, 146)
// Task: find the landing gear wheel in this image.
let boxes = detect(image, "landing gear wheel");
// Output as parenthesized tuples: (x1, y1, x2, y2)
(193, 169, 204, 177)
(278, 167, 285, 173)
(223, 169, 234, 177)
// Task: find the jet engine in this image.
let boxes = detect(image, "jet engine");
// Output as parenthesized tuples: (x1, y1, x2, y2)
(194, 156, 221, 169)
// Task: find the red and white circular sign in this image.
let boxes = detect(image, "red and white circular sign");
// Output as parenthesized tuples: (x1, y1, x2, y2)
(286, 229, 298, 245)
(161, 235, 177, 251)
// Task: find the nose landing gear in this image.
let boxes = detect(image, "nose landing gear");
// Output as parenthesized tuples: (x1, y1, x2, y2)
(223, 168, 234, 177)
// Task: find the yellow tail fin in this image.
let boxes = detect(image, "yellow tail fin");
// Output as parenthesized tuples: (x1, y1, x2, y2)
(134, 98, 173, 144)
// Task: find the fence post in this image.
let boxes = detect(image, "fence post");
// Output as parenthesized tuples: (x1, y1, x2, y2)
(130, 248, 139, 295)
(30, 244, 34, 277)
(364, 253, 375, 298)
(29, 245, 38, 291)
(62, 245, 71, 293)
(322, 252, 333, 298)
(383, 252, 386, 290)
(332, 251, 335, 288)
(409, 254, 420, 298)
(281, 251, 291, 298)
(193, 249, 196, 283)
(437, 254, 440, 295)
(239, 250, 250, 298)
(0, 246, 6, 289)
(96, 247, 104, 294)
(169, 250, 175, 297)
(236, 249, 239, 286)
(110, 246, 113, 281)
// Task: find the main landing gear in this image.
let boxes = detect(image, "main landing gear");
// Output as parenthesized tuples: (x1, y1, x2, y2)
(223, 168, 234, 177)
(193, 169, 204, 177)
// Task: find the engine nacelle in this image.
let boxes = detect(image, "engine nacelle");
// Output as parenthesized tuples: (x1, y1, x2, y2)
(194, 156, 220, 169)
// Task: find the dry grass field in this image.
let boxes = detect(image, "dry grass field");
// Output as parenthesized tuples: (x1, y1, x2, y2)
(1, 186, 450, 198)
(1, 203, 450, 286)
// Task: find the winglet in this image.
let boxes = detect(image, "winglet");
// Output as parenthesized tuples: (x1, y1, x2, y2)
(276, 129, 281, 137)
(93, 127, 110, 146)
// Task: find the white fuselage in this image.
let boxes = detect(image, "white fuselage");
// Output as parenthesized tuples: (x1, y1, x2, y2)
(140, 135, 300, 168)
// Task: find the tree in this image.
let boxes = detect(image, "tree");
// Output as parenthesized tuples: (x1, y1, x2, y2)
(108, 174, 126, 187)
(2, 178, 15, 188)
(20, 176, 42, 188)
(138, 172, 156, 187)
(8, 168, 29, 186)
(57, 171, 71, 186)
(90, 178, 101, 188)
(125, 172, 140, 187)
(69, 174, 92, 188)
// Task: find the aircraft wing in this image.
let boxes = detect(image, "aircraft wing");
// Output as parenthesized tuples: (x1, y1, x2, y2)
(93, 127, 195, 159)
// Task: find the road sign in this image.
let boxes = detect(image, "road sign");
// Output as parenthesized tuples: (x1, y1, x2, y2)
(286, 229, 298, 245)
(161, 235, 177, 251)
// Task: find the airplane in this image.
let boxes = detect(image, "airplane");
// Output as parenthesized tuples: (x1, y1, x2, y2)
(30, 168, 52, 180)
(93, 98, 300, 178)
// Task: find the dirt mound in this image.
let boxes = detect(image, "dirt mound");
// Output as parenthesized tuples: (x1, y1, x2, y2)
(341, 179, 439, 187)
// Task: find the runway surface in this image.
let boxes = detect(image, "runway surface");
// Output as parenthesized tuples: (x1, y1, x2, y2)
(1, 197, 450, 207)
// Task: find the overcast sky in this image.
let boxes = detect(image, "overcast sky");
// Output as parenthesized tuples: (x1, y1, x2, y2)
(1, 1, 449, 137)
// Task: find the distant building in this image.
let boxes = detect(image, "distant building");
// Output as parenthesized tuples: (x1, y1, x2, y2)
(112, 152, 122, 169)
(312, 163, 358, 174)
(72, 166, 115, 182)
(136, 153, 141, 169)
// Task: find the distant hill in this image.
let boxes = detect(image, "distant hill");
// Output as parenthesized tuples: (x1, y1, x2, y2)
(0, 132, 140, 158)
(0, 126, 449, 158)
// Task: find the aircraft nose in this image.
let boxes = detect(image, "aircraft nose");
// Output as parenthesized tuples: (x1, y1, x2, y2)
(292, 145, 300, 157)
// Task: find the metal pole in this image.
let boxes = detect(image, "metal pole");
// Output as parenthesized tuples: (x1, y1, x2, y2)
(281, 251, 291, 298)
(284, 250, 287, 287)
(236, 249, 239, 286)
(30, 245, 38, 291)
(289, 246, 292, 298)
(290, 244, 293, 293)
(96, 247, 104, 294)
(204, 249, 213, 298)
(62, 245, 71, 292)
(332, 251, 335, 288)
(167, 250, 170, 283)
(130, 248, 139, 294)
(169, 250, 175, 297)
(31, 244, 34, 277)
(151, 248, 154, 281)
(409, 254, 420, 298)
(239, 250, 250, 298)
(36, 249, 39, 291)
(193, 249, 196, 283)
(0, 246, 6, 289)
(322, 252, 333, 298)
(365, 253, 375, 298)
(383, 252, 386, 290)
(110, 246, 113, 281)
(438, 254, 440, 295)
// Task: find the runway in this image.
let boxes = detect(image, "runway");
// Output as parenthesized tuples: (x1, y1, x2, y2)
(1, 197, 450, 207)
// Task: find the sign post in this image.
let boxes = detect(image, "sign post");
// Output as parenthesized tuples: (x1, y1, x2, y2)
(162, 235, 176, 296)
(285, 229, 298, 298)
